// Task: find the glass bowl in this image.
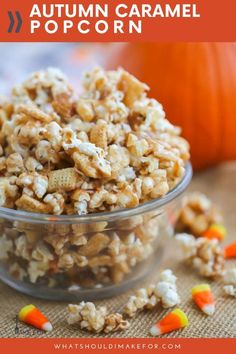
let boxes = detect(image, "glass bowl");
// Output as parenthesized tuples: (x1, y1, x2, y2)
(0, 163, 192, 301)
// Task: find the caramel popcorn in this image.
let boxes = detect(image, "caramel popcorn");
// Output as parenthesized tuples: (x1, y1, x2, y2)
(0, 209, 163, 287)
(67, 302, 130, 333)
(123, 269, 180, 317)
(0, 234, 13, 260)
(175, 192, 223, 237)
(0, 67, 189, 215)
(223, 285, 236, 297)
(0, 67, 189, 291)
(176, 233, 225, 278)
(223, 269, 236, 297)
(224, 268, 236, 285)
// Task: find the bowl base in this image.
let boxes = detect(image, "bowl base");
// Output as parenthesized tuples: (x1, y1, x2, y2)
(0, 246, 164, 301)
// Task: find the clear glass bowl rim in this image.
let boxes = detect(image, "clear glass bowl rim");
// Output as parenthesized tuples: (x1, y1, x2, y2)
(0, 163, 192, 224)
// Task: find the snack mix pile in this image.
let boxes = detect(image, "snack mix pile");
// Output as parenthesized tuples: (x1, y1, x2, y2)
(0, 68, 190, 289)
(0, 67, 189, 214)
(175, 192, 223, 237)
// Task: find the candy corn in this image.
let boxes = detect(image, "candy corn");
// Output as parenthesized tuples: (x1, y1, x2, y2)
(202, 223, 227, 241)
(191, 284, 215, 316)
(149, 308, 189, 336)
(18, 304, 53, 331)
(224, 242, 236, 259)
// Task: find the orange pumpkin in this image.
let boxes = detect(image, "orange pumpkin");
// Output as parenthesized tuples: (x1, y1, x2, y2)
(106, 43, 236, 170)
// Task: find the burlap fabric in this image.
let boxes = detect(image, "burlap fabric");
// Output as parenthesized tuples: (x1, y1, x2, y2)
(0, 163, 235, 338)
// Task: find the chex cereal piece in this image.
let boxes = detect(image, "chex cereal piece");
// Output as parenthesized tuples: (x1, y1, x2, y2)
(224, 242, 236, 259)
(123, 269, 180, 317)
(52, 93, 73, 120)
(191, 284, 215, 315)
(150, 308, 189, 336)
(90, 124, 107, 149)
(67, 302, 129, 333)
(19, 304, 52, 332)
(18, 104, 52, 123)
(15, 194, 50, 213)
(48, 168, 80, 192)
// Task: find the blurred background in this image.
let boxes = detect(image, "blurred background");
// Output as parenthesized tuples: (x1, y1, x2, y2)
(0, 42, 236, 170)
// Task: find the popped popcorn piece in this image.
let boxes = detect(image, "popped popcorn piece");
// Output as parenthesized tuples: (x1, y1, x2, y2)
(12, 67, 72, 108)
(123, 287, 156, 318)
(104, 313, 130, 333)
(90, 124, 107, 149)
(127, 133, 150, 157)
(32, 242, 54, 263)
(223, 285, 236, 297)
(67, 302, 106, 332)
(33, 175, 48, 199)
(154, 269, 180, 308)
(0, 235, 13, 260)
(28, 260, 49, 283)
(67, 302, 129, 333)
(44, 233, 69, 256)
(43, 193, 65, 215)
(71, 189, 90, 215)
(43, 121, 62, 151)
(89, 189, 117, 210)
(223, 268, 236, 285)
(175, 233, 197, 258)
(6, 153, 25, 174)
(25, 157, 43, 172)
(15, 235, 31, 260)
(0, 177, 19, 207)
(176, 233, 225, 278)
(107, 144, 130, 179)
(35, 140, 59, 164)
(123, 269, 180, 317)
(72, 150, 111, 179)
(117, 185, 139, 208)
(16, 173, 48, 199)
(58, 253, 74, 270)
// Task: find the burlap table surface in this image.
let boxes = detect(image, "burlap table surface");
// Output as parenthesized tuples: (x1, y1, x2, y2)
(0, 163, 235, 338)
